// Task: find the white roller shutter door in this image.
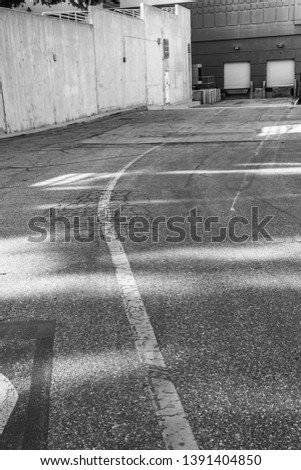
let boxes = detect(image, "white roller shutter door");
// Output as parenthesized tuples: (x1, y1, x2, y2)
(266, 60, 295, 87)
(224, 62, 251, 89)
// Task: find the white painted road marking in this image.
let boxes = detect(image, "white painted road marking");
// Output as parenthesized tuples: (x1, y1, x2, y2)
(98, 145, 199, 450)
(0, 374, 18, 435)
(230, 107, 291, 212)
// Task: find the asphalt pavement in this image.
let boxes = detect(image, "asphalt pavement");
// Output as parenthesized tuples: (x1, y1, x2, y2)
(1, 99, 301, 449)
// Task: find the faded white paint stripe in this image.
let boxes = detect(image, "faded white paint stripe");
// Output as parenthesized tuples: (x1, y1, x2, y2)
(230, 107, 291, 212)
(98, 146, 198, 450)
(0, 374, 18, 435)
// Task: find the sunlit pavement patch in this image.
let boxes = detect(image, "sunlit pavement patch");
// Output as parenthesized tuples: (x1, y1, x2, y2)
(0, 320, 55, 450)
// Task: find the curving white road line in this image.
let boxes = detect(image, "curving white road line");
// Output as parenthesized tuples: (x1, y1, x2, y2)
(98, 145, 198, 450)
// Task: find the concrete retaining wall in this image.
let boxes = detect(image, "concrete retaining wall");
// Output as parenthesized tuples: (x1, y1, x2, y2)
(92, 8, 147, 112)
(1, 9, 97, 133)
(141, 4, 192, 106)
(0, 4, 191, 133)
(0, 16, 5, 132)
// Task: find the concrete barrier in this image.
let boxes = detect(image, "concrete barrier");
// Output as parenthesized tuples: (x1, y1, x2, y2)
(193, 88, 221, 105)
(0, 4, 192, 133)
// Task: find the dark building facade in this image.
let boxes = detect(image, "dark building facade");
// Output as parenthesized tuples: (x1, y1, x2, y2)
(190, 0, 301, 94)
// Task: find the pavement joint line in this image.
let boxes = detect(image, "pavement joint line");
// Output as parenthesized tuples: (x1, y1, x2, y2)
(230, 106, 292, 212)
(79, 138, 301, 145)
(97, 144, 199, 450)
(199, 104, 295, 109)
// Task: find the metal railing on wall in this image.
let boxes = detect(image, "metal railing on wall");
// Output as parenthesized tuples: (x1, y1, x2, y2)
(41, 11, 92, 24)
(106, 8, 141, 19)
(161, 7, 176, 14)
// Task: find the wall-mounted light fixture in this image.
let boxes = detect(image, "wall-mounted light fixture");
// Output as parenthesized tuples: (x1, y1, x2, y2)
(277, 42, 284, 48)
(233, 45, 240, 51)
